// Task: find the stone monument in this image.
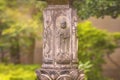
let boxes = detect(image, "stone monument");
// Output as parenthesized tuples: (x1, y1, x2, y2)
(36, 0, 84, 80)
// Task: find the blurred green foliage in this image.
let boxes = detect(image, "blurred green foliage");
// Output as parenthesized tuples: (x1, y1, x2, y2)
(77, 21, 120, 80)
(0, 64, 39, 80)
(73, 0, 120, 19)
(0, 0, 46, 64)
(0, 0, 45, 47)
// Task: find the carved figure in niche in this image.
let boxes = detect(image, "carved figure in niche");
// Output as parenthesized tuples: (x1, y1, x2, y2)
(56, 17, 70, 64)
(43, 18, 52, 63)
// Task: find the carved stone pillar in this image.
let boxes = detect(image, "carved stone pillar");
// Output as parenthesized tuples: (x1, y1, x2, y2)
(36, 0, 84, 80)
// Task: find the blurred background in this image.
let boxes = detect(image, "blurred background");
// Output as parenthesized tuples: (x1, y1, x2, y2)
(0, 0, 120, 80)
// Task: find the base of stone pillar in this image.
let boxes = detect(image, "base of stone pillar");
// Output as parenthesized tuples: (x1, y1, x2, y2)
(36, 68, 84, 80)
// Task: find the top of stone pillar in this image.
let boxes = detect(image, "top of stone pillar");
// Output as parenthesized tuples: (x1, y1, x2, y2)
(39, 0, 73, 5)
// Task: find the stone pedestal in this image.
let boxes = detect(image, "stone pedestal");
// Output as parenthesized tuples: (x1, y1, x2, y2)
(36, 68, 84, 80)
(36, 2, 84, 80)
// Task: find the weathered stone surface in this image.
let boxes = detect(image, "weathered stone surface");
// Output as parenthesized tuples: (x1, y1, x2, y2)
(36, 69, 84, 80)
(36, 3, 84, 80)
(41, 5, 78, 69)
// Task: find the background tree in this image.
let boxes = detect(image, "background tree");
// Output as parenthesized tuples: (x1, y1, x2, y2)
(0, 0, 46, 64)
(73, 0, 120, 19)
(77, 21, 120, 80)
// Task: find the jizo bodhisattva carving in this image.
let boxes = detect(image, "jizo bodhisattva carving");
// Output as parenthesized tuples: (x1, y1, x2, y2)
(36, 0, 84, 80)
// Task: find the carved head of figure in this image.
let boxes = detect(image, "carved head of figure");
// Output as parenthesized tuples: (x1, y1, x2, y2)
(60, 19, 67, 29)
